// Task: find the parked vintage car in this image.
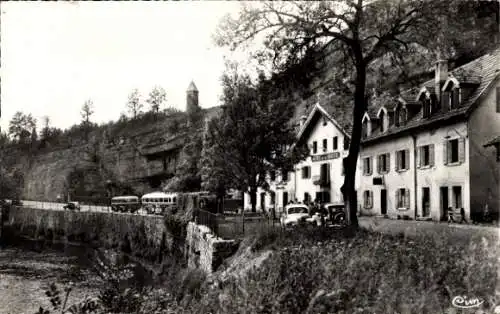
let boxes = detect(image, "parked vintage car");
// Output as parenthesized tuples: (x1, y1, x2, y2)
(281, 204, 311, 227)
(323, 202, 346, 225)
(63, 202, 81, 211)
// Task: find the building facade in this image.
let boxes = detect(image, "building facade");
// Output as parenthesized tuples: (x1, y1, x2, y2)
(360, 48, 500, 221)
(245, 48, 500, 222)
(244, 99, 358, 212)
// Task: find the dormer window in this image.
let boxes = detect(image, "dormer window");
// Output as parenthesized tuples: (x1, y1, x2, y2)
(442, 77, 461, 110)
(379, 111, 385, 132)
(400, 107, 407, 125)
(377, 107, 389, 133)
(395, 105, 407, 127)
(422, 97, 432, 118)
(362, 113, 372, 138)
(449, 87, 460, 110)
(362, 120, 369, 138)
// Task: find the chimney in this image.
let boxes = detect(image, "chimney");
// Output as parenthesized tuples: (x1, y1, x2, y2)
(435, 59, 448, 103)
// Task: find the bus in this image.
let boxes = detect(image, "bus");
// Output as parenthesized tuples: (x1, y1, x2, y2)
(110, 196, 141, 213)
(141, 191, 179, 215)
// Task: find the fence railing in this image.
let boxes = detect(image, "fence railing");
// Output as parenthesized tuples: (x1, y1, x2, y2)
(194, 209, 219, 236)
(192, 209, 280, 240)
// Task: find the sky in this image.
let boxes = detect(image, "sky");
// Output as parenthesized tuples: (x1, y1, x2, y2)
(0, 1, 255, 132)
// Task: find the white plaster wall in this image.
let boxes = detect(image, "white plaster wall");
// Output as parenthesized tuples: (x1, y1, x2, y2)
(294, 117, 348, 204)
(415, 122, 469, 221)
(359, 136, 416, 219)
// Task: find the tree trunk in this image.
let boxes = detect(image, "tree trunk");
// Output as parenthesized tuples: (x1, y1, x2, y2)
(341, 58, 367, 229)
(250, 186, 257, 213)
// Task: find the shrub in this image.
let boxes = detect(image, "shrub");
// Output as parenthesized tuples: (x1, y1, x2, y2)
(186, 228, 500, 314)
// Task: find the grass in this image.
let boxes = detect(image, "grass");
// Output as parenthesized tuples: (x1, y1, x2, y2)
(178, 226, 500, 314)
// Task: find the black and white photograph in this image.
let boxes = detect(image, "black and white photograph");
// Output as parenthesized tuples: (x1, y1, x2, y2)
(0, 1, 499, 313)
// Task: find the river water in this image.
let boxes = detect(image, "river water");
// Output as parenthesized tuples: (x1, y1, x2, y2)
(0, 241, 114, 314)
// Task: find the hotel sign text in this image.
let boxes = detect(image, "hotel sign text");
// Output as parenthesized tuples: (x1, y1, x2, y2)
(312, 152, 341, 162)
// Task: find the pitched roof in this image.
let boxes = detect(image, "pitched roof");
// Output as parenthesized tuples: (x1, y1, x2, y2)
(363, 46, 500, 144)
(295, 101, 352, 146)
(296, 92, 354, 135)
(187, 81, 198, 92)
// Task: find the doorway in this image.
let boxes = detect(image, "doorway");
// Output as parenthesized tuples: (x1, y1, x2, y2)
(380, 189, 387, 215)
(440, 187, 448, 221)
(422, 187, 430, 217)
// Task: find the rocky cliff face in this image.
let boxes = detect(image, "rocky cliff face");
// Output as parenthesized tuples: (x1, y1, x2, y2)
(11, 112, 190, 201)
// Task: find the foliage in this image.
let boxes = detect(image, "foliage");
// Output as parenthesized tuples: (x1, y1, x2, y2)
(80, 99, 94, 126)
(199, 116, 230, 197)
(126, 88, 144, 119)
(203, 66, 309, 211)
(146, 86, 167, 113)
(8, 111, 37, 144)
(36, 283, 100, 314)
(215, 0, 499, 226)
(184, 228, 500, 314)
(90, 249, 146, 313)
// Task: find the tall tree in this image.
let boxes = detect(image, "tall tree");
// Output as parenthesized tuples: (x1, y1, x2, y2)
(146, 86, 167, 113)
(200, 116, 233, 198)
(8, 111, 37, 144)
(81, 99, 94, 126)
(215, 0, 491, 226)
(81, 99, 95, 142)
(204, 67, 309, 212)
(126, 89, 143, 119)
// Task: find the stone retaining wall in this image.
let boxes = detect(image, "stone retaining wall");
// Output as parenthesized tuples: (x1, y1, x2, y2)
(3, 206, 172, 262)
(186, 222, 239, 274)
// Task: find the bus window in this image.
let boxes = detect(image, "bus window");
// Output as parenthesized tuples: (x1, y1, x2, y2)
(173, 197, 176, 203)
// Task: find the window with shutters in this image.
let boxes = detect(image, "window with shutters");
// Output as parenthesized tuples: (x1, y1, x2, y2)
(396, 150, 409, 171)
(418, 144, 435, 168)
(378, 153, 390, 174)
(363, 190, 373, 209)
(323, 139, 328, 152)
(450, 139, 459, 163)
(333, 136, 338, 150)
(363, 157, 372, 175)
(312, 141, 317, 154)
(444, 137, 465, 165)
(396, 188, 410, 208)
(301, 166, 311, 179)
(320, 163, 330, 182)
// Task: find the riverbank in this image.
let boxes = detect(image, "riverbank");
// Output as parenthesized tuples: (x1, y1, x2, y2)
(0, 244, 102, 314)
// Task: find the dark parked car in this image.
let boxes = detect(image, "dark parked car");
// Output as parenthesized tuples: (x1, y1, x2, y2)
(63, 202, 81, 211)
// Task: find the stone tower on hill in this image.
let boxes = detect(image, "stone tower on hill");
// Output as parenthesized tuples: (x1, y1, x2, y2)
(186, 81, 199, 115)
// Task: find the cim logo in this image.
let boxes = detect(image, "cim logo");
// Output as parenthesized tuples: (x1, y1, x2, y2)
(452, 296, 485, 309)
